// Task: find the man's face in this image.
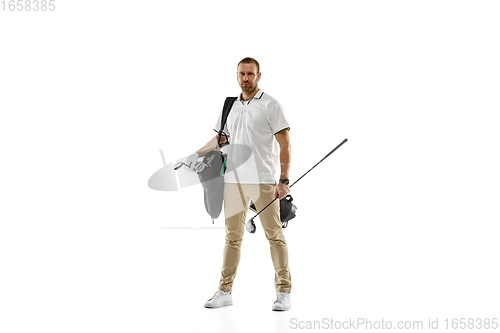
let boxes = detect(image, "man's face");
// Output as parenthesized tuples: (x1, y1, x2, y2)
(237, 63, 261, 93)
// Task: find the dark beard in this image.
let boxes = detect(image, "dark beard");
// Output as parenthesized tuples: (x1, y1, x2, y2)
(241, 83, 257, 94)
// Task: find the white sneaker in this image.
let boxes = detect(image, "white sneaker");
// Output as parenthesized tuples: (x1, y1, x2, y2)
(204, 290, 233, 308)
(272, 292, 291, 311)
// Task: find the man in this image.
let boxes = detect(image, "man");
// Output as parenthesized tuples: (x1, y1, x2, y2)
(187, 57, 292, 311)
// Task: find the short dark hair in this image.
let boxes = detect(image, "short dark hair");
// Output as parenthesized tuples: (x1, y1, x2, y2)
(237, 57, 260, 73)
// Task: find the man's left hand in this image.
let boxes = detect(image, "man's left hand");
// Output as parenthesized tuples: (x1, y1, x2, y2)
(276, 183, 290, 200)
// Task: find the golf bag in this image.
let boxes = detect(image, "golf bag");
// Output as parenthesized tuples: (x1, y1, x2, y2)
(198, 97, 237, 221)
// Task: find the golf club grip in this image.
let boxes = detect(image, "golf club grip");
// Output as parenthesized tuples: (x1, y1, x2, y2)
(290, 138, 348, 188)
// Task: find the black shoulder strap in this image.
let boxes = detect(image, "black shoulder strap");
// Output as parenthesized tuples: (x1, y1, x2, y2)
(217, 97, 237, 148)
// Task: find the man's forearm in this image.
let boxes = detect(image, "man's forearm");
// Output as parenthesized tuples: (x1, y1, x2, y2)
(196, 135, 227, 157)
(196, 136, 217, 157)
(279, 144, 291, 179)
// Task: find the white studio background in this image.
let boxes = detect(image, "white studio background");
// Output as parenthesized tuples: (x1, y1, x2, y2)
(1, 1, 499, 333)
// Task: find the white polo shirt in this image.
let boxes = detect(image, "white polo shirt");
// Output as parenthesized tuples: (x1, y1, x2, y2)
(213, 89, 290, 184)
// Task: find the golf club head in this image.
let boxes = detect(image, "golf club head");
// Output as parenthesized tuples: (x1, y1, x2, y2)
(173, 161, 184, 170)
(246, 218, 256, 234)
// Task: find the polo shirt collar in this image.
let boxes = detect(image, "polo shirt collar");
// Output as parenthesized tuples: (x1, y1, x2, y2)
(237, 89, 264, 104)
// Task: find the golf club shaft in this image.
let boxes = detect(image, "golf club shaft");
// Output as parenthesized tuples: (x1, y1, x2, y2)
(289, 138, 348, 188)
(250, 138, 348, 220)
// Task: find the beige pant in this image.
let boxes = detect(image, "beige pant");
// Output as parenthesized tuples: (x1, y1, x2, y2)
(218, 182, 292, 293)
